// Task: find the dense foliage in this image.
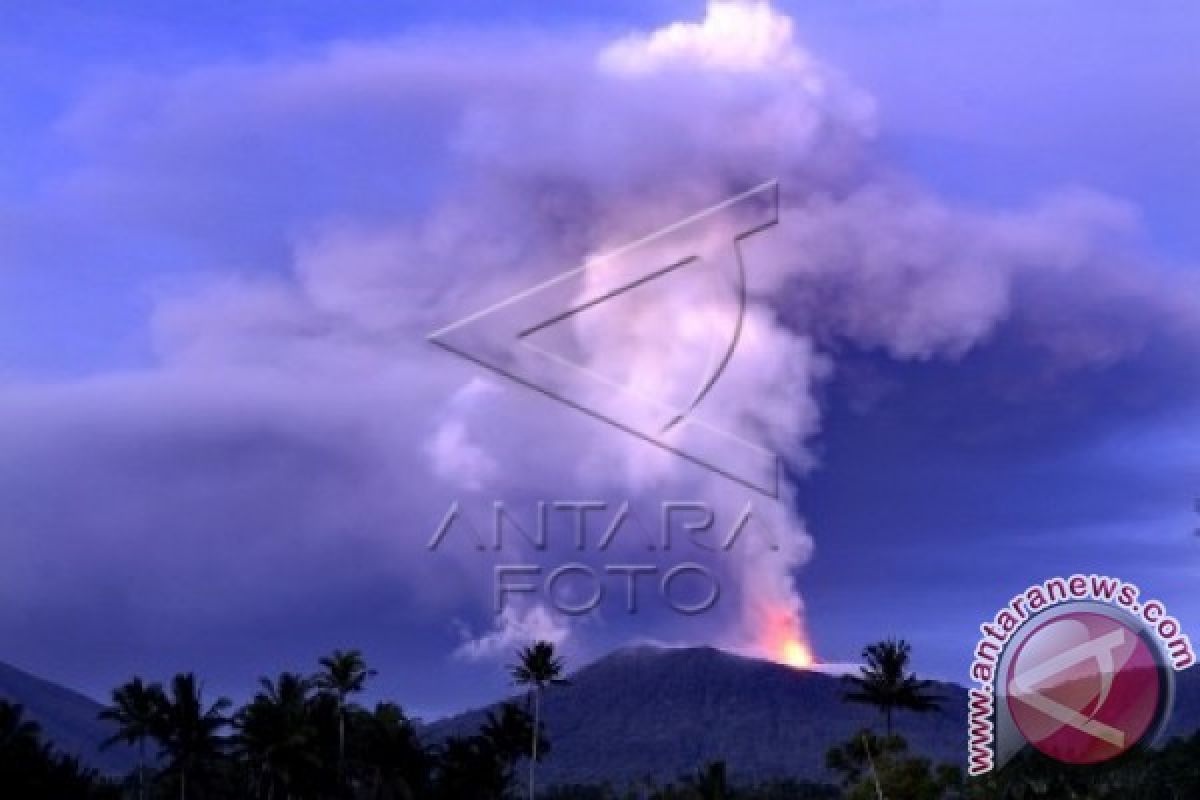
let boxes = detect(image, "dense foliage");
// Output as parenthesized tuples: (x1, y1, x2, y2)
(4, 647, 544, 800)
(0, 699, 120, 799)
(1, 640, 1198, 798)
(537, 732, 1200, 799)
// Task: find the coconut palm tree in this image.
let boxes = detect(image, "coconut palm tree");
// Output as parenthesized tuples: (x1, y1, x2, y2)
(826, 728, 906, 791)
(316, 649, 376, 780)
(355, 702, 428, 800)
(509, 641, 567, 800)
(98, 677, 166, 800)
(844, 638, 941, 736)
(154, 673, 231, 800)
(482, 700, 548, 797)
(479, 703, 537, 766)
(234, 672, 319, 800)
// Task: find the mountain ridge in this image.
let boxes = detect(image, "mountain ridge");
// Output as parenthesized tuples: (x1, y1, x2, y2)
(0, 659, 137, 776)
(425, 644, 969, 786)
(3, 644, 1198, 786)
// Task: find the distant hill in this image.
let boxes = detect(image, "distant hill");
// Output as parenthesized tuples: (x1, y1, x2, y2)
(2, 645, 1196, 786)
(1166, 660, 1200, 740)
(428, 645, 1200, 788)
(427, 645, 969, 786)
(0, 660, 137, 777)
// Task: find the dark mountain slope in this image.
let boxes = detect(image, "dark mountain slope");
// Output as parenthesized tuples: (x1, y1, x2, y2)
(428, 645, 968, 786)
(0, 659, 137, 777)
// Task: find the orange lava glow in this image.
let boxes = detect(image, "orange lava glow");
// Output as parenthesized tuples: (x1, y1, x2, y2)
(780, 638, 814, 668)
(760, 607, 817, 669)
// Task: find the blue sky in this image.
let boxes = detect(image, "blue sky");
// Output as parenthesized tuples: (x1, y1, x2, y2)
(5, 1, 1199, 376)
(1, 1, 1198, 717)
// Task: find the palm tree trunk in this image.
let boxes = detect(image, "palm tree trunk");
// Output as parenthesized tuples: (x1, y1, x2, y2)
(180, 769, 187, 800)
(529, 687, 541, 800)
(862, 734, 884, 800)
(138, 738, 146, 800)
(338, 699, 347, 777)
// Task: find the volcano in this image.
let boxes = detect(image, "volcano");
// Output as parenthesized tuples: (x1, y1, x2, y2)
(425, 644, 969, 786)
(5, 645, 1198, 786)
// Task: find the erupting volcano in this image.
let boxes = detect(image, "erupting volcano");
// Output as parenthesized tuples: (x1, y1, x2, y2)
(753, 607, 816, 669)
(779, 638, 815, 669)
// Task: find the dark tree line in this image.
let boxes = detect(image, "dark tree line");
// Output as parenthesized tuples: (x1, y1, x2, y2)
(1, 646, 559, 800)
(3, 638, 1199, 799)
(0, 699, 118, 799)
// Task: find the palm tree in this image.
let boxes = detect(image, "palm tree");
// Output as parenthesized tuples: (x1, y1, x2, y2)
(825, 728, 907, 791)
(234, 672, 318, 800)
(844, 638, 941, 736)
(154, 673, 231, 800)
(316, 649, 376, 779)
(356, 702, 428, 800)
(479, 703, 536, 767)
(98, 677, 166, 800)
(509, 641, 567, 800)
(435, 735, 506, 799)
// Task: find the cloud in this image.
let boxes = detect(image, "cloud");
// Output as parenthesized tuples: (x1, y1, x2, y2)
(454, 605, 571, 663)
(0, 0, 1196, 699)
(600, 0, 818, 74)
(426, 385, 501, 493)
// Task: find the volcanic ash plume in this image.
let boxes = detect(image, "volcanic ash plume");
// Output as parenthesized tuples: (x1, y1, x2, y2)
(432, 0, 862, 664)
(429, 0, 1189, 665)
(6, 0, 1190, 677)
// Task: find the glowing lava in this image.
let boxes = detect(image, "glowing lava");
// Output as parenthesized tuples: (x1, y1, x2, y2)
(780, 638, 814, 669)
(758, 606, 816, 669)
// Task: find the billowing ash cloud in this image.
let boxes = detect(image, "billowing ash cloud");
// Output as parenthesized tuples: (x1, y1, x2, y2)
(0, 0, 1196, 693)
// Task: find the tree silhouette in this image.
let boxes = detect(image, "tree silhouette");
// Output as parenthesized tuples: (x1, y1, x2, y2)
(234, 672, 319, 799)
(480, 703, 540, 765)
(509, 641, 568, 800)
(98, 677, 165, 800)
(2, 699, 119, 799)
(353, 701, 429, 800)
(316, 649, 376, 781)
(844, 639, 941, 736)
(825, 728, 906, 790)
(827, 729, 960, 800)
(154, 672, 232, 800)
(0, 699, 41, 756)
(35, 748, 117, 800)
(683, 760, 731, 800)
(15, 644, 1200, 798)
(0, 699, 44, 789)
(435, 734, 512, 799)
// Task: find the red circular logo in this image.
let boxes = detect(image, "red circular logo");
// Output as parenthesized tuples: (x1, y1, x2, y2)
(1005, 611, 1164, 765)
